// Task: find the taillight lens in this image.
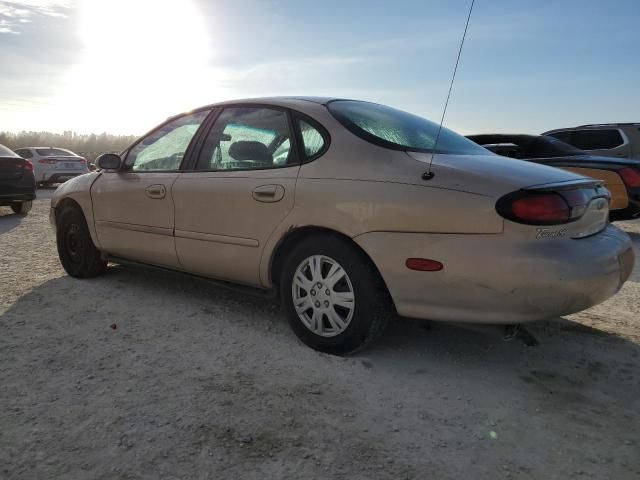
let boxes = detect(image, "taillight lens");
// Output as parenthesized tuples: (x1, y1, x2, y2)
(510, 194, 570, 224)
(619, 167, 640, 188)
(22, 160, 34, 171)
(496, 185, 610, 225)
(38, 159, 57, 164)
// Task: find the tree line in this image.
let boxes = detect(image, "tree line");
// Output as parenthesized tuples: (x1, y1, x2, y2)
(0, 131, 138, 162)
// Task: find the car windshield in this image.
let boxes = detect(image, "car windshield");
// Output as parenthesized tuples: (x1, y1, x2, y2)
(36, 148, 76, 156)
(0, 144, 19, 157)
(527, 136, 585, 158)
(327, 100, 488, 155)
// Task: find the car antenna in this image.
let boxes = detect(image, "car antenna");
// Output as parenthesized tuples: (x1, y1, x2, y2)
(423, 0, 475, 181)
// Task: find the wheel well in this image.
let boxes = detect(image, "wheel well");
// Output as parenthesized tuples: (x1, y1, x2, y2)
(269, 226, 393, 304)
(56, 197, 82, 217)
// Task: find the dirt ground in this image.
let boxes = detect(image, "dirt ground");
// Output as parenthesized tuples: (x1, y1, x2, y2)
(1, 189, 639, 480)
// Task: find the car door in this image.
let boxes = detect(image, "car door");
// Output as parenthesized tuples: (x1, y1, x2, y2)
(91, 109, 210, 268)
(171, 106, 302, 286)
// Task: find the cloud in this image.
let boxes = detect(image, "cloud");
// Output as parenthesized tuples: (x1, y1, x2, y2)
(0, 0, 70, 33)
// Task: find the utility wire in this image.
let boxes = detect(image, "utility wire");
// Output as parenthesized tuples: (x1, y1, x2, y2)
(424, 0, 476, 179)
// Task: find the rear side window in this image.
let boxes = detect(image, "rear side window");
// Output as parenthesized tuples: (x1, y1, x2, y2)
(17, 149, 34, 159)
(328, 100, 487, 155)
(571, 129, 624, 150)
(36, 148, 76, 156)
(196, 107, 294, 171)
(298, 119, 327, 159)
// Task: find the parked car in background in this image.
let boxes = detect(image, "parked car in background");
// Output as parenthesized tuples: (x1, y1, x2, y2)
(543, 123, 640, 160)
(50, 98, 634, 354)
(13, 147, 89, 187)
(467, 134, 640, 221)
(0, 143, 36, 214)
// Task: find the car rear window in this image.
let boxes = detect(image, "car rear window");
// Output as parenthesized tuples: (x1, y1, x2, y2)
(36, 148, 76, 156)
(327, 100, 488, 155)
(0, 144, 20, 157)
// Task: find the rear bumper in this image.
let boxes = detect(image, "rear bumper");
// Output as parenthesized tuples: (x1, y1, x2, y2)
(0, 180, 36, 205)
(355, 225, 634, 324)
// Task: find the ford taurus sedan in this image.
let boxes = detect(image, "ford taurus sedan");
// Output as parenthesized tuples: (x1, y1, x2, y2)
(50, 97, 635, 354)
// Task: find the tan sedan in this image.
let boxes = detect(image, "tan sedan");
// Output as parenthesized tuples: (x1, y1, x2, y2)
(50, 98, 635, 354)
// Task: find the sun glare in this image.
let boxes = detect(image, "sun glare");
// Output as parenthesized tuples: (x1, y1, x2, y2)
(59, 0, 213, 134)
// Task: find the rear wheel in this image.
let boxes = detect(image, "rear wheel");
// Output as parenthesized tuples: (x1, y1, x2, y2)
(280, 234, 392, 355)
(11, 201, 32, 215)
(56, 206, 107, 278)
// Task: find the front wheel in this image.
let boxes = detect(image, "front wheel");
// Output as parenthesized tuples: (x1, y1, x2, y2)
(56, 206, 107, 278)
(11, 201, 32, 215)
(280, 235, 392, 355)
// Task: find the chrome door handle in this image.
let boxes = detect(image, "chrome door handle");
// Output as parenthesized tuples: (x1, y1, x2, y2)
(145, 184, 166, 199)
(252, 184, 284, 203)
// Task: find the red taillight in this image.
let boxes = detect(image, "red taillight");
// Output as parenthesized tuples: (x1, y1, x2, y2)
(22, 160, 34, 171)
(38, 159, 57, 164)
(510, 194, 570, 224)
(619, 167, 640, 188)
(496, 185, 610, 226)
(406, 258, 444, 271)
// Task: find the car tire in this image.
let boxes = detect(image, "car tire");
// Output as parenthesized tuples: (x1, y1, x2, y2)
(280, 234, 392, 355)
(56, 206, 107, 278)
(11, 201, 32, 215)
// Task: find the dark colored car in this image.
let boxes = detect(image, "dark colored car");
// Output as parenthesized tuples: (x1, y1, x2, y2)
(467, 134, 640, 221)
(0, 143, 36, 214)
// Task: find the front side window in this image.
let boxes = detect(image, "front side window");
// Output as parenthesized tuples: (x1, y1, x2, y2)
(196, 107, 293, 170)
(328, 100, 488, 155)
(127, 110, 210, 171)
(571, 129, 624, 150)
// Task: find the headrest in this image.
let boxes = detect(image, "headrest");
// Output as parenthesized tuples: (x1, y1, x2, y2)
(228, 141, 271, 163)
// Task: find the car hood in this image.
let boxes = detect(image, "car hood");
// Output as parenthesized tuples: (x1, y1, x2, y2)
(407, 152, 590, 197)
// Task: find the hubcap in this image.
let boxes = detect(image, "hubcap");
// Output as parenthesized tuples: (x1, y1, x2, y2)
(291, 255, 355, 337)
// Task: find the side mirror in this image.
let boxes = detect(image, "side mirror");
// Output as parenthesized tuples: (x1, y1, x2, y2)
(97, 153, 122, 171)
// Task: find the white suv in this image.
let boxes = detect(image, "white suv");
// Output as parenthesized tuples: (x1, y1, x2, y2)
(543, 123, 640, 160)
(13, 147, 89, 187)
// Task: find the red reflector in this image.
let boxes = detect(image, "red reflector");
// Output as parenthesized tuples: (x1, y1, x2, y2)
(406, 258, 443, 271)
(619, 167, 640, 188)
(510, 194, 570, 223)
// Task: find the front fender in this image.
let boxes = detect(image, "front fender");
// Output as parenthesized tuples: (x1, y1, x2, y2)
(51, 172, 102, 247)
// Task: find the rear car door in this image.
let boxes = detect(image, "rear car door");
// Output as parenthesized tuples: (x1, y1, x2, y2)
(172, 106, 302, 286)
(91, 109, 210, 268)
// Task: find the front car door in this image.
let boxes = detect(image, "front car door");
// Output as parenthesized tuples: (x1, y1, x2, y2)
(172, 106, 305, 286)
(91, 109, 210, 268)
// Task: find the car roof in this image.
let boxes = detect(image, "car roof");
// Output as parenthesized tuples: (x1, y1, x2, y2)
(543, 123, 640, 134)
(165, 96, 356, 123)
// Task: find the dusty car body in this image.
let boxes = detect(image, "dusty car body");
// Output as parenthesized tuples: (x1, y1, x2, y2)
(50, 97, 635, 353)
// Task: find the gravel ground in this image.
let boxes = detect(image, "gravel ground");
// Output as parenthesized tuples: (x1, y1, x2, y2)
(1, 190, 639, 479)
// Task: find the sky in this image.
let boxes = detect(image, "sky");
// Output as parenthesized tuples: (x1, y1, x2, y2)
(0, 0, 639, 136)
